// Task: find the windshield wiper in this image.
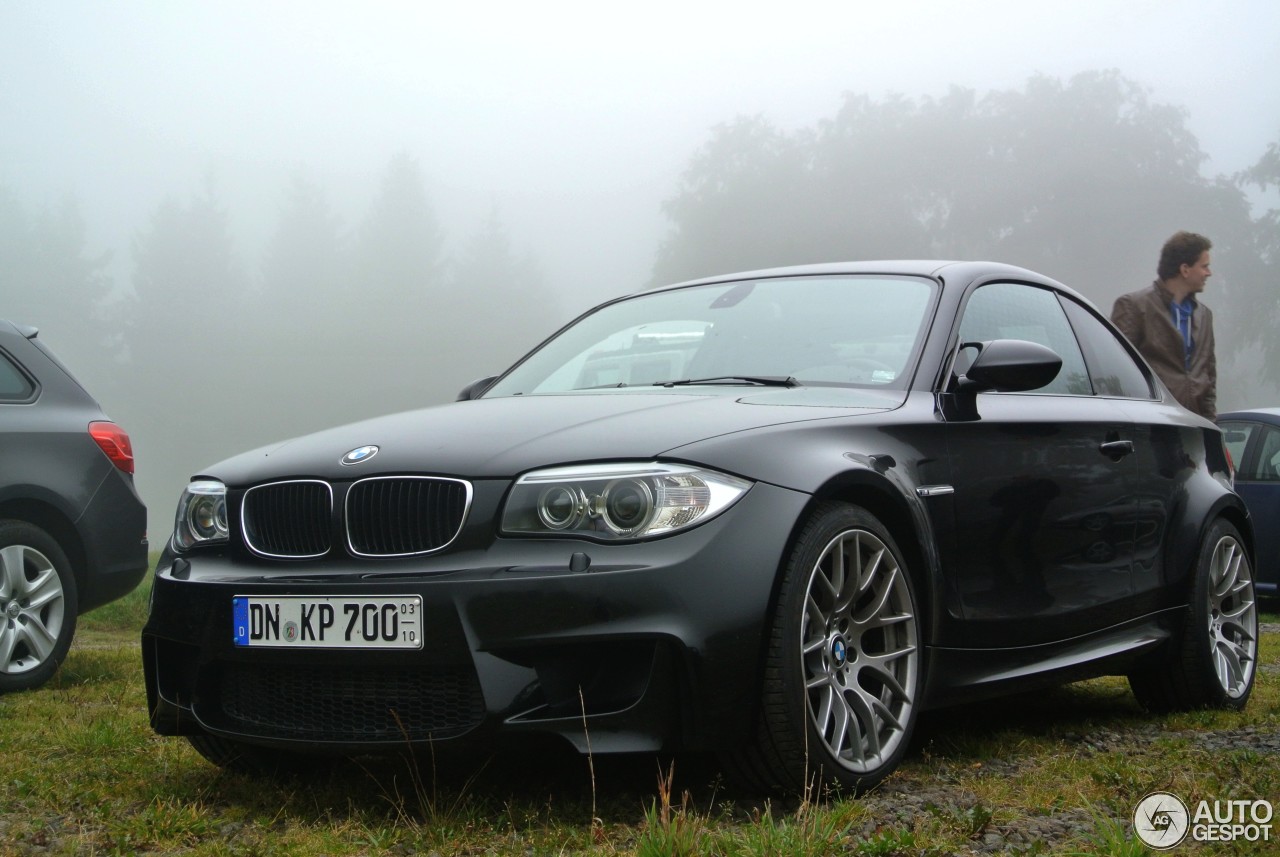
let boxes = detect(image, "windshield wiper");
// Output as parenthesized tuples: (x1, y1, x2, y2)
(654, 375, 801, 388)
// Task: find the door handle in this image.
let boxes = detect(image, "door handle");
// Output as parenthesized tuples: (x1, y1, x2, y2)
(1099, 439, 1135, 460)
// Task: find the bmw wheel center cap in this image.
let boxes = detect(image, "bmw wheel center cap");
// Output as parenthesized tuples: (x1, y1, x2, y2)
(831, 637, 848, 667)
(341, 445, 379, 466)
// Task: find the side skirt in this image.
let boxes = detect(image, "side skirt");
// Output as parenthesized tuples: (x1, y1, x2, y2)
(921, 608, 1182, 709)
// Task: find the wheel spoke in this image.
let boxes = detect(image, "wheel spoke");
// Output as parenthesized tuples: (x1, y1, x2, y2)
(829, 539, 848, 603)
(23, 566, 62, 611)
(0, 622, 18, 670)
(870, 611, 914, 628)
(850, 544, 882, 600)
(839, 686, 880, 761)
(802, 634, 827, 656)
(866, 693, 904, 733)
(1220, 613, 1256, 640)
(811, 570, 837, 604)
(804, 592, 828, 633)
(17, 614, 57, 662)
(806, 670, 831, 691)
(812, 681, 836, 727)
(1213, 639, 1250, 692)
(1227, 578, 1254, 602)
(862, 651, 916, 699)
(0, 544, 26, 598)
(1216, 633, 1253, 670)
(1210, 541, 1241, 598)
(828, 692, 854, 756)
(854, 566, 900, 626)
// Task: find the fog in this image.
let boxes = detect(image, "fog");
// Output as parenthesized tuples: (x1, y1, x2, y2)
(2, 1, 1278, 540)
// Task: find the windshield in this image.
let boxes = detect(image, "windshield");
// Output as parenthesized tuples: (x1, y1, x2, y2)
(485, 275, 937, 396)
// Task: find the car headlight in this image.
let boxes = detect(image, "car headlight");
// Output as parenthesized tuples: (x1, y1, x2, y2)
(172, 479, 229, 551)
(501, 463, 751, 540)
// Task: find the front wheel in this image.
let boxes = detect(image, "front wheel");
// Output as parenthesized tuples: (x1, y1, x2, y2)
(731, 503, 923, 795)
(0, 520, 79, 693)
(1129, 517, 1258, 712)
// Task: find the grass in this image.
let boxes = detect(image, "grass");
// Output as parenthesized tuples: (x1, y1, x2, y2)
(1, 568, 1277, 855)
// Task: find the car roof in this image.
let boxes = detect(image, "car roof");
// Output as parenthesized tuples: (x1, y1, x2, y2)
(1219, 407, 1280, 424)
(665, 258, 1044, 285)
(647, 260, 1097, 318)
(660, 259, 1066, 292)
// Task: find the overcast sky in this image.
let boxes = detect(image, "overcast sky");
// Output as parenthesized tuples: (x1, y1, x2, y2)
(3, 0, 1278, 303)
(4, 0, 1278, 537)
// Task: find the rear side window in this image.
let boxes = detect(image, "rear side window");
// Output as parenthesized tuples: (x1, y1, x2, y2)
(0, 351, 36, 401)
(1060, 297, 1155, 399)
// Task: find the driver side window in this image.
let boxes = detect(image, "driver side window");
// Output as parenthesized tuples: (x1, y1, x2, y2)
(958, 282, 1091, 395)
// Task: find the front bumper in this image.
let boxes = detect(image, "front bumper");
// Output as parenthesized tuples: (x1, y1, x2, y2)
(142, 481, 808, 756)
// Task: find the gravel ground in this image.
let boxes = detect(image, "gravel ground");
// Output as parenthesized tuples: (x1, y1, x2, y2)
(842, 621, 1280, 855)
(849, 724, 1280, 855)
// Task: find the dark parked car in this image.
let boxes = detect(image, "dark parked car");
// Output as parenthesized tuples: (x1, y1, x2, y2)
(142, 262, 1257, 794)
(1, 320, 148, 692)
(1218, 408, 1280, 597)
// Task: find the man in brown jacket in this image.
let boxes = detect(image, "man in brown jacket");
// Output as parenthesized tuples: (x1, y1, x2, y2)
(1111, 231, 1217, 420)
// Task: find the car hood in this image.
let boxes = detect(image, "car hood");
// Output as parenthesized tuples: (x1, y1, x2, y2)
(201, 387, 905, 484)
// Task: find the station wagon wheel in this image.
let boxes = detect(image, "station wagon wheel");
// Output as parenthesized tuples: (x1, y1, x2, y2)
(0, 520, 79, 693)
(738, 502, 922, 795)
(1129, 517, 1257, 712)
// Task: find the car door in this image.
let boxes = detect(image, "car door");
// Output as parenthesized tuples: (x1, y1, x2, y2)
(1057, 296, 1207, 617)
(943, 281, 1137, 647)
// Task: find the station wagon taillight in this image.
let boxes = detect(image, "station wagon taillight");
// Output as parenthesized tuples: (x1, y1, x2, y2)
(89, 421, 135, 475)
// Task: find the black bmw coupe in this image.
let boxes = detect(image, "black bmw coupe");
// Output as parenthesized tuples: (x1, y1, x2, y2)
(143, 261, 1257, 794)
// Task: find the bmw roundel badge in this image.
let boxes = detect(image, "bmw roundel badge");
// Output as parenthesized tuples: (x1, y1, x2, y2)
(340, 445, 379, 466)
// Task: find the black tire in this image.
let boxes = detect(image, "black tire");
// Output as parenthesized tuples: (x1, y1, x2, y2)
(0, 520, 79, 693)
(728, 502, 923, 795)
(187, 734, 327, 778)
(1129, 517, 1258, 713)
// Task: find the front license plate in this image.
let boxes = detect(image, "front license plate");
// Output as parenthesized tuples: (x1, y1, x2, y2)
(232, 595, 423, 649)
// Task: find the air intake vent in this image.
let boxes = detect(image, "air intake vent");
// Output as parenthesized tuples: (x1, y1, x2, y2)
(346, 477, 471, 556)
(214, 663, 485, 741)
(241, 480, 333, 558)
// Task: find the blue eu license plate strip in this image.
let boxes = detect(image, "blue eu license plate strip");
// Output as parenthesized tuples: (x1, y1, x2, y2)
(231, 595, 423, 649)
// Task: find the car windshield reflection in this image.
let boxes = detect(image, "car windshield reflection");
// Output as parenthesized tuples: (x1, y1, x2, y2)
(485, 275, 936, 396)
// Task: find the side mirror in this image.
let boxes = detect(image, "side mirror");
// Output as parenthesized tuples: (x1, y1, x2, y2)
(957, 339, 1062, 394)
(456, 376, 498, 401)
(946, 340, 1062, 421)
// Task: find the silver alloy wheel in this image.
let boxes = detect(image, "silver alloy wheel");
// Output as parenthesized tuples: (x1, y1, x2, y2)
(1206, 533, 1257, 698)
(801, 527, 918, 773)
(0, 543, 67, 675)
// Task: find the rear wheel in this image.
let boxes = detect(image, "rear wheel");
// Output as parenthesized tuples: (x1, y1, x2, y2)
(731, 503, 922, 795)
(0, 520, 78, 693)
(1129, 518, 1257, 712)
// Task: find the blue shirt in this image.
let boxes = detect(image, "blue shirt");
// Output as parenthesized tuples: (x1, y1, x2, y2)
(1170, 299, 1194, 369)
